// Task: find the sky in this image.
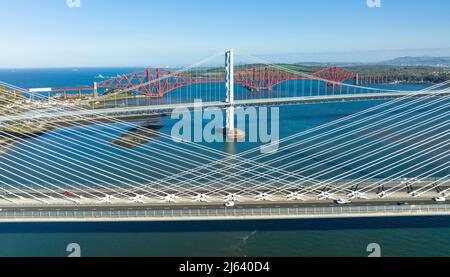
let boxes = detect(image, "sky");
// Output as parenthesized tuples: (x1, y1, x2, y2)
(0, 0, 449, 67)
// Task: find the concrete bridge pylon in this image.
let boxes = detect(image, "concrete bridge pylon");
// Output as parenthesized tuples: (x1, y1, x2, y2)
(224, 49, 245, 140)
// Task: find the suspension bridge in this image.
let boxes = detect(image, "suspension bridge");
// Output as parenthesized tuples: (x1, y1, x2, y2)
(6, 50, 450, 125)
(0, 50, 448, 222)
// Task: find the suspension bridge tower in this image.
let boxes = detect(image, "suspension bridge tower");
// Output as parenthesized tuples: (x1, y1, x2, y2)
(224, 49, 245, 140)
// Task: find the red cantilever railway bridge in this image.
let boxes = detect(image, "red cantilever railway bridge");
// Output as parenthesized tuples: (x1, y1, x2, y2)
(49, 66, 387, 97)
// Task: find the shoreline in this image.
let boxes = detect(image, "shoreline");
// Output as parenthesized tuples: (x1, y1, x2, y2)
(0, 113, 167, 153)
(0, 124, 55, 153)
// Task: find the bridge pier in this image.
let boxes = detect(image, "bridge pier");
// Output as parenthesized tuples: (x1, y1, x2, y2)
(354, 73, 359, 85)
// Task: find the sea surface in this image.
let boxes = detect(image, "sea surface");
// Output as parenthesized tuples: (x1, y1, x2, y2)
(0, 68, 449, 257)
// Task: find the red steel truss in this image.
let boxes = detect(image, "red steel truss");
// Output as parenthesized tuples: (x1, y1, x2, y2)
(50, 66, 378, 96)
(96, 68, 222, 96)
(234, 66, 302, 91)
(312, 66, 357, 83)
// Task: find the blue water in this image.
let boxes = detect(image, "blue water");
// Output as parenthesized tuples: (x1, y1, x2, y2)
(2, 217, 450, 257)
(0, 67, 144, 89)
(0, 68, 449, 257)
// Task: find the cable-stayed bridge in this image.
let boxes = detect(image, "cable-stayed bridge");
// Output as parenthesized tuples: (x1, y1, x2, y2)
(0, 50, 448, 221)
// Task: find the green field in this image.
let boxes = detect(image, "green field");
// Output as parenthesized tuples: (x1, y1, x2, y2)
(189, 64, 450, 83)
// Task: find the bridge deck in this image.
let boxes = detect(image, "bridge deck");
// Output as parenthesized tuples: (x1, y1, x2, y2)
(1, 90, 448, 124)
(0, 178, 445, 206)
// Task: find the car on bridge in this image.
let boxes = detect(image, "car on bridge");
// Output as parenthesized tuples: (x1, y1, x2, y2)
(433, 196, 446, 203)
(335, 198, 352, 205)
(224, 201, 235, 208)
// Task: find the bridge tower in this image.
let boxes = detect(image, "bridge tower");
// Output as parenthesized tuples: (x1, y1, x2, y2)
(224, 49, 244, 140)
(225, 49, 235, 130)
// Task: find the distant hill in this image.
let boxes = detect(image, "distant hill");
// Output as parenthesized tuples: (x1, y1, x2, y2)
(378, 56, 450, 67)
(293, 57, 450, 68)
(294, 62, 364, 67)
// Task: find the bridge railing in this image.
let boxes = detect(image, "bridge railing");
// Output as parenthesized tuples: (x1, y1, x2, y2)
(1, 204, 450, 220)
